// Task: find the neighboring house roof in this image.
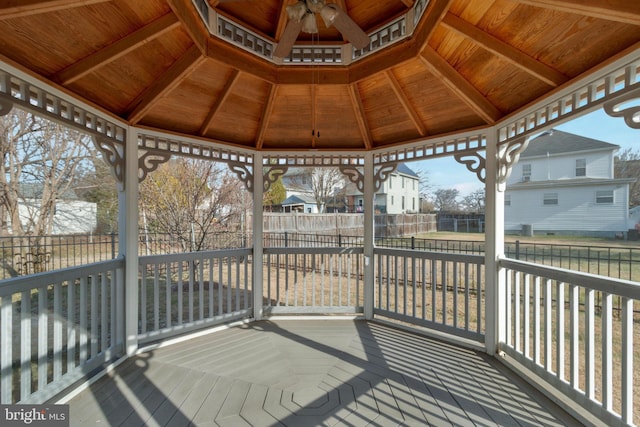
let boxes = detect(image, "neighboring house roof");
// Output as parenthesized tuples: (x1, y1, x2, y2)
(282, 194, 317, 205)
(396, 163, 419, 178)
(520, 129, 619, 158)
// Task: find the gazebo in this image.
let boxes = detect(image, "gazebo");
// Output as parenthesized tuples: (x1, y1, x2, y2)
(0, 1, 639, 425)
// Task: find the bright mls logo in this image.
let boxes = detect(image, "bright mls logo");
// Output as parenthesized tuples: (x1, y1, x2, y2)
(1, 405, 69, 426)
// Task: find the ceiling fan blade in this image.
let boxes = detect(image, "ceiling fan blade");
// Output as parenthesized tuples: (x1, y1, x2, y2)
(274, 19, 303, 58)
(324, 4, 370, 49)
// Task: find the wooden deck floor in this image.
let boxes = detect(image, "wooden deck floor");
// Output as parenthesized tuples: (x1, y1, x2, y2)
(67, 319, 579, 426)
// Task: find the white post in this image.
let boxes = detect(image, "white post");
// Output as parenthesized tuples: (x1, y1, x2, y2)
(363, 153, 375, 320)
(122, 127, 139, 356)
(252, 154, 264, 320)
(484, 129, 505, 355)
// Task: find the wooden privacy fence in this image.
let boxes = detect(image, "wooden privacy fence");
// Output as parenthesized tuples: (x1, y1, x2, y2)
(256, 213, 437, 237)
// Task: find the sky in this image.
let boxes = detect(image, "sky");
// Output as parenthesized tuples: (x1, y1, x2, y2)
(412, 109, 640, 197)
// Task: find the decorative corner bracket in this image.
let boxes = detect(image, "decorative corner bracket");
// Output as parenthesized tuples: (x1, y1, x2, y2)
(93, 136, 125, 184)
(497, 136, 530, 191)
(604, 86, 640, 129)
(339, 163, 397, 192)
(454, 152, 486, 184)
(228, 161, 254, 192)
(138, 150, 172, 182)
(263, 165, 288, 193)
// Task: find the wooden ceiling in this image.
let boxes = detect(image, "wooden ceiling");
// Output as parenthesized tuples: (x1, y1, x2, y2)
(1, 0, 639, 152)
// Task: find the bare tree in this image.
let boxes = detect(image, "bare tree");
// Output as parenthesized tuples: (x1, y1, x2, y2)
(615, 148, 640, 208)
(310, 167, 343, 213)
(461, 188, 485, 213)
(433, 188, 459, 212)
(0, 110, 96, 236)
(139, 158, 247, 252)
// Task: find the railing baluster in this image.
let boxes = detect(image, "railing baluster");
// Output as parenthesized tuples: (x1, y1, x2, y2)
(38, 286, 48, 391)
(20, 290, 31, 401)
(621, 296, 633, 424)
(1, 293, 12, 403)
(523, 273, 530, 359)
(556, 281, 565, 381)
(601, 291, 613, 412)
(533, 276, 541, 366)
(53, 282, 63, 380)
(585, 288, 595, 400)
(90, 275, 98, 359)
(544, 278, 552, 373)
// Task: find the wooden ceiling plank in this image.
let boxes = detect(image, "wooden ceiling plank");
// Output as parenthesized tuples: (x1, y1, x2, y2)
(127, 45, 203, 124)
(399, 0, 415, 7)
(513, 0, 640, 26)
(348, 84, 372, 150)
(442, 12, 568, 87)
(53, 13, 180, 85)
(420, 47, 501, 124)
(0, 0, 109, 19)
(199, 69, 241, 136)
(385, 70, 427, 136)
(256, 84, 277, 149)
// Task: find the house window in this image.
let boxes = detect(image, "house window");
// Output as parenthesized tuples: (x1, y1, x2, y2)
(522, 164, 531, 182)
(576, 159, 586, 177)
(543, 193, 558, 205)
(412, 198, 415, 210)
(596, 190, 614, 204)
(402, 177, 405, 188)
(412, 180, 416, 190)
(505, 195, 511, 206)
(389, 176, 393, 189)
(402, 196, 405, 210)
(391, 195, 394, 204)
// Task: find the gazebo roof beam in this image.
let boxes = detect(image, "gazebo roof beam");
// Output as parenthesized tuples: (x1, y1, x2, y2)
(0, 0, 109, 19)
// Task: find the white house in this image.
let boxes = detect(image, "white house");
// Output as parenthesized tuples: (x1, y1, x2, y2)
(505, 129, 635, 237)
(346, 163, 420, 214)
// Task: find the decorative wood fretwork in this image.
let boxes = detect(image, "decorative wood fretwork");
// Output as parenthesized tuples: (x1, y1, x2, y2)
(454, 151, 486, 184)
(0, 98, 12, 116)
(263, 166, 288, 193)
(0, 69, 125, 144)
(339, 165, 365, 192)
(339, 163, 397, 192)
(138, 150, 172, 182)
(228, 161, 254, 192)
(497, 136, 530, 191)
(498, 58, 640, 143)
(374, 133, 486, 166)
(94, 136, 125, 184)
(603, 86, 640, 129)
(263, 154, 364, 167)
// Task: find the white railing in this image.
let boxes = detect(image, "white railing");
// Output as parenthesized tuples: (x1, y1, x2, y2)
(500, 257, 640, 426)
(138, 249, 252, 344)
(374, 248, 485, 342)
(0, 258, 124, 404)
(263, 247, 364, 314)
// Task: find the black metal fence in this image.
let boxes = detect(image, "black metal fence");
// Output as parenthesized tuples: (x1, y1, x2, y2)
(3, 231, 640, 282)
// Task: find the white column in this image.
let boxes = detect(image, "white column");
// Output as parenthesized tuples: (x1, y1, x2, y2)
(123, 127, 139, 356)
(363, 153, 375, 320)
(252, 154, 264, 320)
(484, 129, 505, 355)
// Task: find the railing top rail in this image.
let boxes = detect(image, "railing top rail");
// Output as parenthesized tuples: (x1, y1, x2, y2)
(374, 247, 485, 263)
(264, 247, 364, 255)
(499, 256, 640, 299)
(139, 247, 252, 264)
(0, 257, 124, 297)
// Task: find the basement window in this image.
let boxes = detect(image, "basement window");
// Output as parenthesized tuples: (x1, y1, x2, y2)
(543, 193, 558, 205)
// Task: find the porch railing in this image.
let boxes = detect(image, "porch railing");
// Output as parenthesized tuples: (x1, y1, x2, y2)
(0, 258, 124, 404)
(499, 257, 640, 426)
(263, 247, 364, 313)
(137, 248, 253, 344)
(373, 248, 486, 343)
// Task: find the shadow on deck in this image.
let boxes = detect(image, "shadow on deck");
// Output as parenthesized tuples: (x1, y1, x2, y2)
(67, 319, 579, 426)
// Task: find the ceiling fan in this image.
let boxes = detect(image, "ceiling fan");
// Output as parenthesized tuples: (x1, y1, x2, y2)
(273, 0, 370, 58)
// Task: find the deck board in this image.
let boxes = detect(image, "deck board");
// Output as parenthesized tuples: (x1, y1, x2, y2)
(67, 319, 580, 426)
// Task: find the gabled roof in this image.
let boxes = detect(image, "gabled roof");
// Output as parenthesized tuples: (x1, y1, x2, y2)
(520, 130, 619, 158)
(282, 194, 317, 205)
(396, 163, 419, 178)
